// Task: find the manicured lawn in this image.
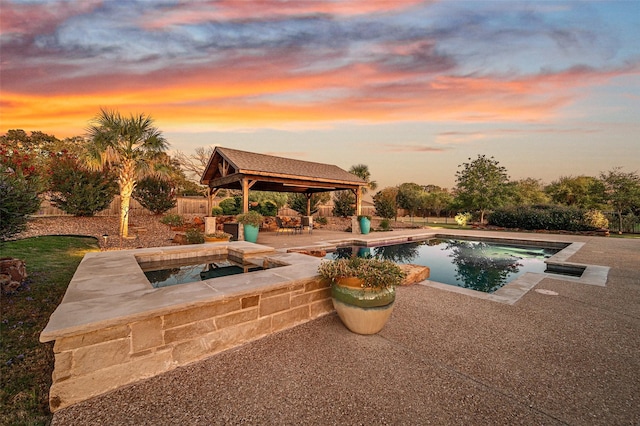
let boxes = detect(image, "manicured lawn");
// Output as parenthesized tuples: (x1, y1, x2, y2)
(1, 236, 99, 426)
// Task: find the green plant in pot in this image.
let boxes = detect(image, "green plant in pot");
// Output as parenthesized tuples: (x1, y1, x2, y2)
(358, 215, 371, 234)
(318, 256, 405, 334)
(236, 210, 263, 243)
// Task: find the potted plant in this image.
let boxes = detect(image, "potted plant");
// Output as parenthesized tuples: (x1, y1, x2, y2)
(204, 231, 232, 243)
(184, 227, 205, 244)
(236, 210, 264, 243)
(358, 215, 371, 234)
(318, 257, 405, 334)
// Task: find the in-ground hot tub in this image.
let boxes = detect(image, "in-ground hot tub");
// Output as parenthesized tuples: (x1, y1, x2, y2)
(40, 242, 331, 411)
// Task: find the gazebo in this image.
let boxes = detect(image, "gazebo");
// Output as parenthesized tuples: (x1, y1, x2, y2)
(200, 146, 367, 216)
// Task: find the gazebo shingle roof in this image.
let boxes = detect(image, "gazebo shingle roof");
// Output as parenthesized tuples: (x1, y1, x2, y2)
(201, 147, 366, 189)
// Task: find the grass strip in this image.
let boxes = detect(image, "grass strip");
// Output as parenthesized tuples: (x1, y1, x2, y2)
(1, 236, 99, 426)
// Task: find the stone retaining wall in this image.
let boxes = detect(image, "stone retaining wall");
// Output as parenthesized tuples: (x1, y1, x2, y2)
(48, 277, 332, 411)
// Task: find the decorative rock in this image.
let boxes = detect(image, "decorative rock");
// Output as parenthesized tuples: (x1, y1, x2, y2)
(0, 258, 27, 294)
(399, 264, 430, 286)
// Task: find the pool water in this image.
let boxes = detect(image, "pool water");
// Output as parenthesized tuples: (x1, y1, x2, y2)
(141, 256, 267, 288)
(326, 239, 561, 293)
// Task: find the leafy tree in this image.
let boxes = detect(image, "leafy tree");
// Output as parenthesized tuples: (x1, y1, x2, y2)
(545, 175, 604, 209)
(219, 197, 242, 215)
(86, 109, 169, 238)
(600, 167, 640, 233)
(396, 183, 423, 218)
(373, 187, 398, 220)
(454, 155, 509, 223)
(288, 192, 330, 215)
(0, 168, 41, 242)
(49, 153, 118, 216)
(332, 190, 356, 218)
(506, 178, 550, 206)
(349, 164, 377, 195)
(423, 188, 453, 217)
(133, 175, 178, 215)
(249, 191, 289, 209)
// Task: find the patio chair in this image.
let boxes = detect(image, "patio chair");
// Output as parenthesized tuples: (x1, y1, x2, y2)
(275, 217, 302, 235)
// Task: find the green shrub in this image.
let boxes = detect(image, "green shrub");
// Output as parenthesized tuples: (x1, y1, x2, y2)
(488, 205, 599, 231)
(133, 176, 177, 215)
(48, 154, 117, 216)
(0, 171, 41, 242)
(211, 206, 223, 216)
(315, 216, 328, 226)
(255, 200, 278, 217)
(219, 197, 242, 215)
(160, 213, 184, 227)
(185, 227, 204, 244)
(379, 219, 391, 230)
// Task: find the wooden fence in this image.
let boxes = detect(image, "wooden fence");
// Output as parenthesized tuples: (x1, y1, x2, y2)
(35, 196, 377, 218)
(35, 196, 210, 217)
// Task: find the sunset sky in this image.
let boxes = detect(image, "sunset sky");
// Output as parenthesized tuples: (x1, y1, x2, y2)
(1, 0, 639, 189)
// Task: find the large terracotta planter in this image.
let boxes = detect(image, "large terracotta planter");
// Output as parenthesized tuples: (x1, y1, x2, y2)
(331, 277, 395, 335)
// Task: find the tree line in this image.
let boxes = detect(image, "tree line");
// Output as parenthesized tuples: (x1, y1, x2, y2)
(2, 110, 639, 242)
(367, 155, 640, 233)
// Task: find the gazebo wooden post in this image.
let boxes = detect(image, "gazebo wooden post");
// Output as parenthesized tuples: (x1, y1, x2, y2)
(305, 193, 312, 216)
(242, 178, 250, 213)
(355, 186, 362, 216)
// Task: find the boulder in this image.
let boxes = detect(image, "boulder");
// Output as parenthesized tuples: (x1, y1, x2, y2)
(0, 258, 27, 294)
(399, 264, 430, 286)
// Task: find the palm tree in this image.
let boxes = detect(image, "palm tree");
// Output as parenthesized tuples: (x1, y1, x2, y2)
(349, 164, 377, 195)
(86, 108, 169, 238)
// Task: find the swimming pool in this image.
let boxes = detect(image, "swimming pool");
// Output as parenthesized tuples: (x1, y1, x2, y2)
(325, 238, 562, 293)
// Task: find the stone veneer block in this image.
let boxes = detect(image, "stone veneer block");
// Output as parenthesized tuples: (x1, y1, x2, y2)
(52, 351, 73, 382)
(53, 324, 130, 352)
(272, 305, 310, 332)
(215, 307, 259, 329)
(209, 317, 272, 353)
(259, 293, 291, 316)
(163, 318, 217, 344)
(310, 299, 334, 318)
(50, 348, 173, 411)
(291, 288, 331, 308)
(163, 299, 242, 329)
(241, 295, 260, 309)
(71, 338, 131, 376)
(305, 279, 330, 292)
(130, 317, 164, 353)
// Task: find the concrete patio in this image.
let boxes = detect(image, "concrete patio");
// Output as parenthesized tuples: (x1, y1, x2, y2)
(51, 228, 640, 425)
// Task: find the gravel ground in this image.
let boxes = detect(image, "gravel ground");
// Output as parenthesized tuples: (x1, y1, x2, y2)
(16, 215, 179, 250)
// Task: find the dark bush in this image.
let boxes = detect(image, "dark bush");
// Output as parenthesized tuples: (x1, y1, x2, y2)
(488, 205, 598, 231)
(0, 171, 41, 242)
(133, 176, 177, 215)
(219, 197, 242, 215)
(49, 155, 117, 216)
